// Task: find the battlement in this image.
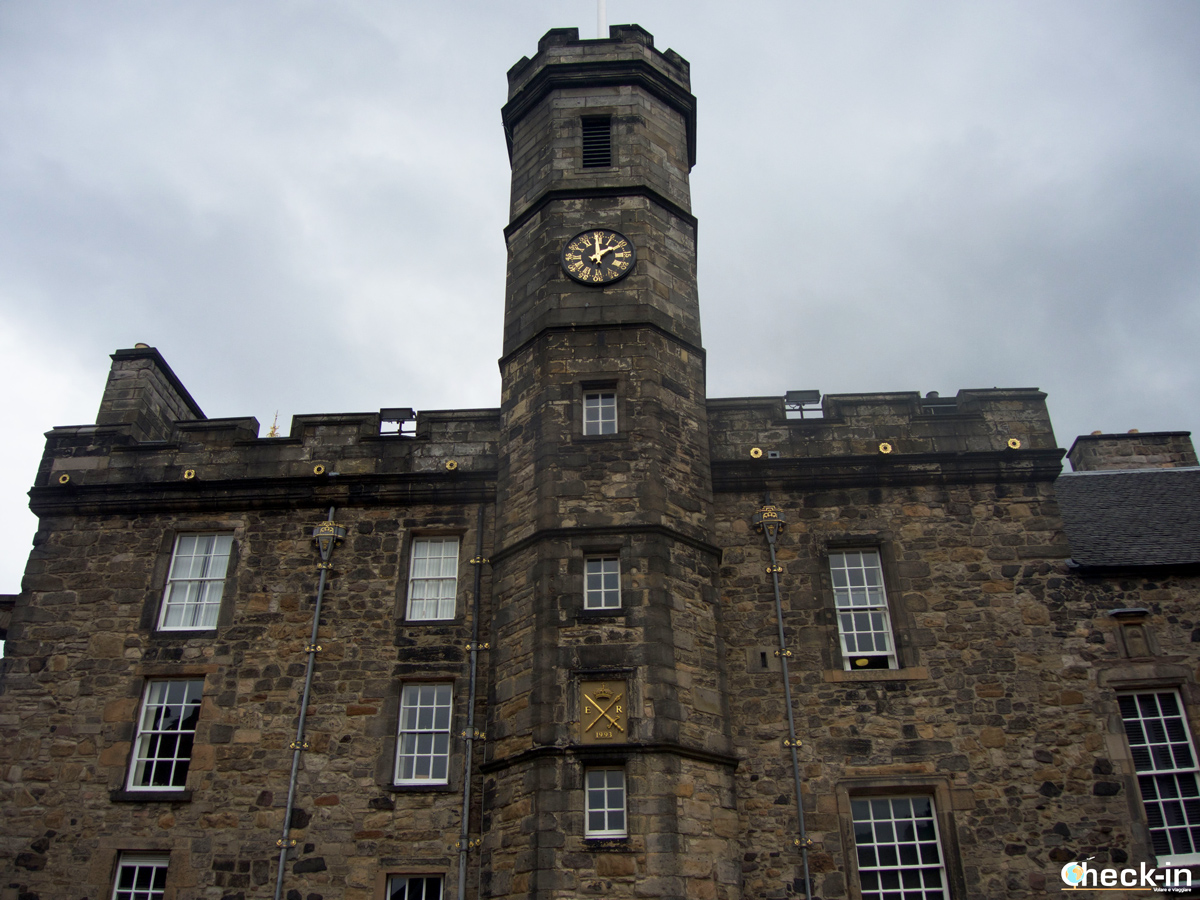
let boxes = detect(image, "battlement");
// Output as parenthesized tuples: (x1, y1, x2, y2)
(507, 25, 689, 91)
(32, 348, 500, 512)
(707, 387, 1063, 490)
(501, 24, 697, 189)
(38, 408, 499, 485)
(709, 387, 1057, 459)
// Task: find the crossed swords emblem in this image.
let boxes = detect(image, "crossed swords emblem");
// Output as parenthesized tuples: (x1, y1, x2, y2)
(584, 690, 624, 734)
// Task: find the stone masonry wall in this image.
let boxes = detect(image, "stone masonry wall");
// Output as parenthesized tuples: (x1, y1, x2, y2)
(504, 26, 692, 219)
(713, 475, 1184, 899)
(1, 502, 493, 900)
(487, 318, 735, 898)
(501, 197, 700, 357)
(95, 348, 205, 443)
(1067, 431, 1199, 472)
(496, 328, 711, 544)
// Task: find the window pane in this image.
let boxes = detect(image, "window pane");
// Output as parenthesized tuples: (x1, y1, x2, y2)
(829, 550, 897, 670)
(407, 538, 459, 620)
(158, 534, 233, 631)
(1120, 691, 1200, 863)
(585, 768, 626, 838)
(128, 680, 203, 791)
(113, 853, 169, 900)
(583, 392, 617, 436)
(389, 876, 444, 900)
(852, 795, 948, 900)
(585, 557, 621, 609)
(395, 683, 453, 785)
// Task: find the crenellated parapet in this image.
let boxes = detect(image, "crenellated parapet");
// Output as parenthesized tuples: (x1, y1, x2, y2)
(32, 347, 500, 513)
(708, 388, 1063, 491)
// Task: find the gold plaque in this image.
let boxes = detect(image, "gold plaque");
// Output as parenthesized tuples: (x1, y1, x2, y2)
(580, 680, 627, 744)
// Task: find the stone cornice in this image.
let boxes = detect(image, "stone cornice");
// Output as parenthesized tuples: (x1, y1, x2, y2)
(712, 448, 1065, 493)
(490, 523, 721, 565)
(29, 471, 496, 517)
(497, 319, 705, 371)
(504, 185, 697, 241)
(480, 741, 738, 774)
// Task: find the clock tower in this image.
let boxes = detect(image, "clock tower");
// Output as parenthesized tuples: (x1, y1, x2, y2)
(485, 25, 738, 899)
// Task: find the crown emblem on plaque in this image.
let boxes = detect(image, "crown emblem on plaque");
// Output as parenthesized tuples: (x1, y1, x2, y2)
(592, 683, 614, 702)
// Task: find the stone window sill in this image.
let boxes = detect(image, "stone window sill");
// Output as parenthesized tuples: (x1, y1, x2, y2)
(149, 630, 218, 639)
(399, 617, 464, 627)
(575, 609, 625, 621)
(583, 837, 631, 850)
(110, 789, 193, 803)
(386, 783, 457, 794)
(822, 666, 928, 683)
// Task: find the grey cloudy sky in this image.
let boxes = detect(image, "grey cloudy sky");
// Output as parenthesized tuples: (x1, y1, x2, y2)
(2, 1, 1198, 593)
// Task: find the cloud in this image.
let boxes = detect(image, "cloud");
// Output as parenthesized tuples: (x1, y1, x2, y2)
(1, 1, 1198, 591)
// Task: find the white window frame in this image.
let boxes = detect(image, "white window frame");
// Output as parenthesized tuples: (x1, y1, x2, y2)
(584, 556, 621, 610)
(406, 537, 459, 621)
(829, 549, 898, 670)
(1119, 690, 1200, 866)
(395, 683, 453, 786)
(157, 533, 234, 631)
(582, 391, 617, 436)
(387, 875, 444, 900)
(850, 795, 950, 900)
(126, 679, 203, 791)
(111, 853, 169, 900)
(585, 767, 627, 838)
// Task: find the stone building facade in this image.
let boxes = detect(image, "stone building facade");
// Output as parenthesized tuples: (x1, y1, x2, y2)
(4, 24, 1200, 900)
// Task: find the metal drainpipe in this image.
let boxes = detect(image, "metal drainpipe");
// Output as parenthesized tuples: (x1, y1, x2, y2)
(458, 504, 488, 900)
(274, 507, 345, 900)
(753, 502, 813, 899)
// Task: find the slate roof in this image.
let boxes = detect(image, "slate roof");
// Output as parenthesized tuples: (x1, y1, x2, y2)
(1056, 467, 1200, 568)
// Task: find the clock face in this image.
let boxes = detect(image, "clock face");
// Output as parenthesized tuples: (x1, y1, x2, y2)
(561, 229, 636, 285)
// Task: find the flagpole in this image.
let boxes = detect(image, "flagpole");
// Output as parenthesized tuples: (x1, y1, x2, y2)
(598, 0, 607, 38)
